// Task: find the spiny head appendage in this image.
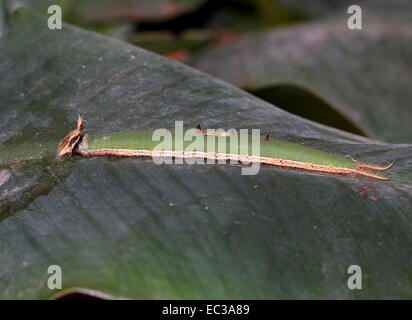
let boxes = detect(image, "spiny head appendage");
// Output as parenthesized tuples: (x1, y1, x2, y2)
(76, 114, 84, 131)
(56, 114, 85, 159)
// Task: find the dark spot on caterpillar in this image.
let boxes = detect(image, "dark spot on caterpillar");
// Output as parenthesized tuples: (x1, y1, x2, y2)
(196, 124, 202, 131)
(264, 134, 270, 142)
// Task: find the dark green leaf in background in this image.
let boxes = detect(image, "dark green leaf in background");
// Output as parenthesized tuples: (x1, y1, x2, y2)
(190, 17, 412, 143)
(4, 0, 206, 22)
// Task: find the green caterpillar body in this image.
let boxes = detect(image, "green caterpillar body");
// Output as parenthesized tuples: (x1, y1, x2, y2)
(81, 130, 357, 169)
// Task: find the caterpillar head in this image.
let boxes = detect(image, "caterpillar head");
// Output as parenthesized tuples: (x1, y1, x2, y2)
(56, 115, 84, 159)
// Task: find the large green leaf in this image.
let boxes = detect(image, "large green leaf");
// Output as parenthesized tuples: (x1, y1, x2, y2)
(190, 17, 412, 143)
(1, 10, 412, 299)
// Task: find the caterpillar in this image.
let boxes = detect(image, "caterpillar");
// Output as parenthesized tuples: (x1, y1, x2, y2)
(57, 115, 393, 180)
